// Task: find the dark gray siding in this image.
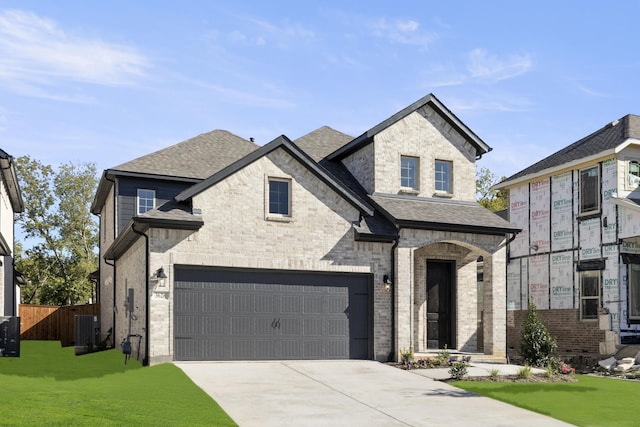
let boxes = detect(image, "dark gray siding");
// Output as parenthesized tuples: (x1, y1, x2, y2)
(174, 266, 372, 361)
(116, 177, 196, 233)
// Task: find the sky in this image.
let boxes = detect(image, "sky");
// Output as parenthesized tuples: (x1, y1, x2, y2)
(2, 1, 640, 184)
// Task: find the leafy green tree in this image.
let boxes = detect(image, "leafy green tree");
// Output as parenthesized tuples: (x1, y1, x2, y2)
(14, 156, 98, 305)
(521, 301, 557, 367)
(476, 167, 508, 212)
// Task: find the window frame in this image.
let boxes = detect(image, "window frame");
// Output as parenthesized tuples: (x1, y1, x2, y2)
(579, 165, 600, 215)
(266, 177, 292, 219)
(400, 155, 419, 190)
(629, 264, 640, 322)
(627, 159, 640, 190)
(579, 270, 600, 320)
(137, 189, 156, 215)
(434, 159, 453, 193)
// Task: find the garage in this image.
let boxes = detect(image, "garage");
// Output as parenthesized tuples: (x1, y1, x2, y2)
(173, 266, 372, 361)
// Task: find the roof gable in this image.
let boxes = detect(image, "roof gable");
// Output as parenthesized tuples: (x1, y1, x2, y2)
(327, 93, 490, 161)
(499, 114, 640, 187)
(175, 135, 375, 216)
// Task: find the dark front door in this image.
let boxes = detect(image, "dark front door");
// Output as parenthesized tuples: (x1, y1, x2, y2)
(426, 260, 455, 349)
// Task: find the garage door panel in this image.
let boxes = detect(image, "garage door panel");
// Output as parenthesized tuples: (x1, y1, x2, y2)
(174, 267, 370, 361)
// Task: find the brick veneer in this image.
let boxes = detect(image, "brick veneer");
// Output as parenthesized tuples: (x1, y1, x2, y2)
(507, 309, 606, 357)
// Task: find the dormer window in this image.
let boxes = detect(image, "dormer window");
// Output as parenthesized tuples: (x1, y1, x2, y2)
(401, 156, 419, 190)
(137, 189, 155, 214)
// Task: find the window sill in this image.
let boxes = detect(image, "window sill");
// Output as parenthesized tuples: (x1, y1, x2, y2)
(265, 215, 292, 223)
(433, 192, 454, 199)
(399, 188, 419, 195)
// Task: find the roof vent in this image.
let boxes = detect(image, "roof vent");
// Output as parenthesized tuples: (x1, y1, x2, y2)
(192, 208, 202, 216)
(611, 119, 620, 127)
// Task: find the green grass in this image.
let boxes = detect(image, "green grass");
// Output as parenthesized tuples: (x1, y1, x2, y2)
(0, 341, 236, 426)
(454, 374, 640, 427)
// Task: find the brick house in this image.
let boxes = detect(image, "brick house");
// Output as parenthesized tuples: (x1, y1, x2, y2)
(495, 114, 640, 357)
(91, 94, 518, 365)
(0, 149, 24, 318)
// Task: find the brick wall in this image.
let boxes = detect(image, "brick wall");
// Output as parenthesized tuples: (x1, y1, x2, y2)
(507, 309, 606, 357)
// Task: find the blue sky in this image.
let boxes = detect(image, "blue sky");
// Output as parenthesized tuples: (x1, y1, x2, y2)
(2, 1, 640, 183)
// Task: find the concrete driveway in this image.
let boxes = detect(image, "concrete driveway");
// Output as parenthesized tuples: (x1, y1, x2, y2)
(176, 360, 573, 427)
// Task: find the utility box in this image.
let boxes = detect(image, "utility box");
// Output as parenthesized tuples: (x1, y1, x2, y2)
(75, 315, 100, 355)
(0, 316, 20, 357)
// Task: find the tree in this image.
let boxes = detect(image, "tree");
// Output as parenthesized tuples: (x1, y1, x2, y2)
(476, 167, 508, 212)
(14, 156, 98, 305)
(520, 301, 557, 367)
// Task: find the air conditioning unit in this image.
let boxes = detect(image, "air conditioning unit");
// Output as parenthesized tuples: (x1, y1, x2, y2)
(75, 315, 99, 355)
(0, 316, 20, 357)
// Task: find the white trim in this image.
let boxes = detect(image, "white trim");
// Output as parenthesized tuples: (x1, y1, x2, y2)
(136, 188, 155, 215)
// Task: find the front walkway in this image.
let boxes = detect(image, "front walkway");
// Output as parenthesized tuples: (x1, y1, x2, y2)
(176, 360, 571, 427)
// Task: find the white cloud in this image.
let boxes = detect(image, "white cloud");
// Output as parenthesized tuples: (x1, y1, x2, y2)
(371, 19, 435, 48)
(467, 48, 532, 81)
(236, 17, 315, 49)
(0, 9, 149, 94)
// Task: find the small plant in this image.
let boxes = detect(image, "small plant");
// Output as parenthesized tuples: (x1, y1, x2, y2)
(521, 301, 557, 367)
(560, 361, 575, 375)
(448, 361, 469, 380)
(435, 345, 450, 366)
(489, 368, 500, 380)
(545, 364, 555, 378)
(517, 365, 533, 379)
(400, 347, 414, 363)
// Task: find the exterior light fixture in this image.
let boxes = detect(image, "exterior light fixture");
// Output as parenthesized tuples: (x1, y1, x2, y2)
(383, 274, 392, 291)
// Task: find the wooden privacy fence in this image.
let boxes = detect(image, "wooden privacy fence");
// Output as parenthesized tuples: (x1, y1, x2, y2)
(19, 303, 100, 347)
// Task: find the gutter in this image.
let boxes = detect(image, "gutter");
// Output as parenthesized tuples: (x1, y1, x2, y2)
(131, 223, 150, 366)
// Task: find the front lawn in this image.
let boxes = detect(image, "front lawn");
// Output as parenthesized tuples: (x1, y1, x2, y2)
(0, 341, 236, 426)
(454, 374, 640, 427)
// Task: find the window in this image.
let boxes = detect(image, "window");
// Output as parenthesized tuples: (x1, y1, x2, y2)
(435, 160, 452, 193)
(137, 189, 155, 215)
(629, 264, 640, 321)
(268, 179, 290, 216)
(580, 270, 600, 320)
(400, 156, 419, 189)
(579, 166, 600, 215)
(628, 160, 640, 188)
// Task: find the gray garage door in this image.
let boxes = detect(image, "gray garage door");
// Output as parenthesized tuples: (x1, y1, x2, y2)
(173, 267, 371, 361)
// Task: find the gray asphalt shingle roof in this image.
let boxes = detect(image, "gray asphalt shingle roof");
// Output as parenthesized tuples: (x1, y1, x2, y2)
(294, 126, 354, 162)
(111, 129, 258, 179)
(371, 193, 519, 234)
(503, 114, 640, 183)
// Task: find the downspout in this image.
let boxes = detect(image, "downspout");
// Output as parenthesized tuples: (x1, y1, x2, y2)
(131, 223, 150, 366)
(389, 238, 399, 362)
(105, 174, 117, 347)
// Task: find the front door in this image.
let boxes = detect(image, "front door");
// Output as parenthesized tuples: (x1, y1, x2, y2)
(426, 260, 455, 349)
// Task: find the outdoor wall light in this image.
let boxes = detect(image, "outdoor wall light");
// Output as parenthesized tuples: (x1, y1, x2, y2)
(154, 267, 168, 279)
(383, 274, 392, 291)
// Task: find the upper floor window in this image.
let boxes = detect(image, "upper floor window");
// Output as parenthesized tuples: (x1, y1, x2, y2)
(268, 178, 291, 216)
(137, 189, 155, 215)
(435, 160, 452, 193)
(400, 156, 419, 190)
(580, 270, 600, 320)
(628, 160, 640, 189)
(579, 166, 600, 215)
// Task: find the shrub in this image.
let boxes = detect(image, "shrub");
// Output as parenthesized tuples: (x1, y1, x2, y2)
(434, 346, 450, 366)
(400, 348, 414, 363)
(449, 361, 469, 380)
(489, 368, 500, 380)
(517, 365, 533, 379)
(521, 301, 557, 367)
